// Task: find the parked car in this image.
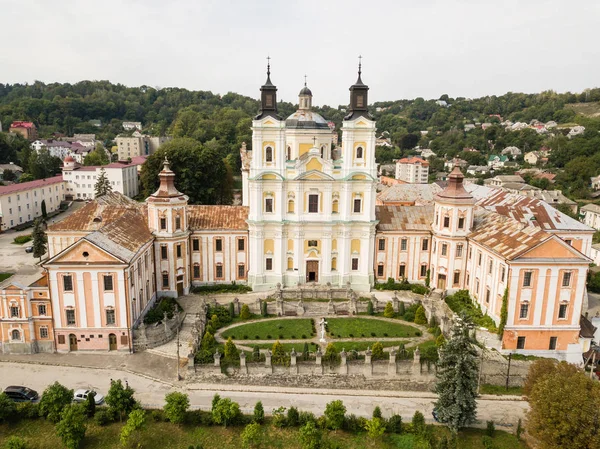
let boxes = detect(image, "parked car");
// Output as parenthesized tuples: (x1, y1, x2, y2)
(73, 389, 104, 405)
(432, 409, 440, 423)
(3, 386, 39, 402)
(25, 246, 33, 253)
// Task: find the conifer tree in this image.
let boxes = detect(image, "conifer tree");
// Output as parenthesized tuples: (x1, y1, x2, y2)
(434, 313, 479, 432)
(94, 167, 112, 197)
(31, 217, 47, 262)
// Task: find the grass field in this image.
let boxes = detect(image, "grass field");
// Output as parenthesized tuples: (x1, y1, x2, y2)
(248, 340, 410, 353)
(326, 318, 420, 338)
(221, 319, 314, 340)
(566, 102, 600, 117)
(0, 418, 528, 449)
(0, 273, 13, 283)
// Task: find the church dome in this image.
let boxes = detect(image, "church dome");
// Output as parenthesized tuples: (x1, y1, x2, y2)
(299, 86, 312, 96)
(285, 110, 330, 129)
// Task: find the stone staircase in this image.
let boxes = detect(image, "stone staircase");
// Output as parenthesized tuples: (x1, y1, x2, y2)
(146, 314, 197, 360)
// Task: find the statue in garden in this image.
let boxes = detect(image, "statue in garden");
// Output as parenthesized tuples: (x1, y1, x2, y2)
(319, 318, 328, 343)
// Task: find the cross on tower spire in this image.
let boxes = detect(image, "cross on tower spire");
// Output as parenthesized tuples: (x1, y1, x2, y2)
(267, 55, 271, 76)
(358, 55, 362, 76)
(304, 74, 307, 87)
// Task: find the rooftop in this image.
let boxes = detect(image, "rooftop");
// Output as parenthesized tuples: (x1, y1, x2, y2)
(187, 205, 249, 230)
(377, 183, 441, 205)
(376, 205, 433, 232)
(0, 175, 64, 196)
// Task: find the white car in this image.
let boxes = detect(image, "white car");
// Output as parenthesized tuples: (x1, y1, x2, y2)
(73, 389, 104, 405)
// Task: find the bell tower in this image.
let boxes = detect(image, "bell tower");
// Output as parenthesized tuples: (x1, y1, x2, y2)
(147, 157, 190, 297)
(255, 57, 281, 121)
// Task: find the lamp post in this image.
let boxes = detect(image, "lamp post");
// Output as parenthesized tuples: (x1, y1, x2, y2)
(477, 337, 488, 394)
(176, 324, 181, 381)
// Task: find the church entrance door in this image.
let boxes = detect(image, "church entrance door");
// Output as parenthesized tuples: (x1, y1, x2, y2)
(437, 275, 446, 290)
(306, 261, 319, 283)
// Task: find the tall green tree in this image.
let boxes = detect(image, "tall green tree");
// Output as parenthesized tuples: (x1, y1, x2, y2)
(84, 144, 109, 166)
(434, 313, 479, 432)
(55, 405, 86, 449)
(105, 379, 137, 422)
(31, 218, 47, 261)
(163, 392, 189, 425)
(119, 409, 146, 447)
(94, 167, 112, 197)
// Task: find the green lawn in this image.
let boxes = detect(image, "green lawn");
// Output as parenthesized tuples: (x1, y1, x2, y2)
(326, 318, 420, 338)
(0, 273, 13, 283)
(221, 318, 314, 340)
(0, 417, 528, 449)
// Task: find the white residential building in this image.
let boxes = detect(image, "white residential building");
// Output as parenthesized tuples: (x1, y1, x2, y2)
(122, 122, 142, 131)
(116, 132, 171, 160)
(581, 204, 600, 230)
(395, 157, 429, 183)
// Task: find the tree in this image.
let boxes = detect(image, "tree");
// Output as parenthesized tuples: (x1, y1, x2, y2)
(163, 392, 190, 425)
(2, 168, 16, 182)
(83, 145, 109, 166)
(31, 218, 47, 262)
(299, 421, 322, 449)
(523, 358, 559, 397)
(55, 404, 86, 449)
(27, 149, 62, 180)
(302, 342, 309, 361)
(94, 167, 112, 197)
(105, 379, 137, 422)
(0, 392, 16, 423)
(372, 406, 382, 419)
(120, 409, 146, 447)
(271, 340, 287, 365)
(383, 302, 395, 318)
(434, 314, 479, 432)
(39, 381, 73, 423)
(414, 305, 427, 325)
(83, 391, 96, 418)
(40, 199, 47, 219)
(323, 343, 338, 364)
(240, 304, 251, 320)
(3, 436, 27, 449)
(371, 342, 385, 360)
(241, 422, 262, 448)
(212, 397, 241, 428)
(527, 361, 600, 448)
(411, 411, 426, 435)
(367, 301, 374, 316)
(224, 337, 239, 362)
(200, 331, 216, 350)
(497, 288, 509, 337)
(324, 400, 346, 430)
(253, 401, 264, 424)
(364, 417, 386, 439)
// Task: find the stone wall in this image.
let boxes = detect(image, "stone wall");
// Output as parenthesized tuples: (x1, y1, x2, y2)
(0, 340, 54, 355)
(133, 311, 187, 352)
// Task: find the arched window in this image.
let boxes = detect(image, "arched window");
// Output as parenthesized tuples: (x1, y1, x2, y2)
(320, 145, 326, 158)
(287, 257, 294, 271)
(331, 257, 337, 271)
(332, 199, 339, 214)
(288, 199, 295, 213)
(265, 146, 273, 162)
(287, 146, 292, 161)
(11, 329, 20, 341)
(356, 146, 363, 159)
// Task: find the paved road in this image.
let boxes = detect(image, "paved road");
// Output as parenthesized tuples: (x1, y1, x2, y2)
(0, 362, 527, 428)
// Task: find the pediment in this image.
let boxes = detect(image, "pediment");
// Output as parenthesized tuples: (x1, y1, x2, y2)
(295, 170, 334, 181)
(47, 239, 125, 265)
(516, 236, 590, 261)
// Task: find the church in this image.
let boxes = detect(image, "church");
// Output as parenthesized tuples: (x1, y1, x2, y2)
(1, 63, 590, 362)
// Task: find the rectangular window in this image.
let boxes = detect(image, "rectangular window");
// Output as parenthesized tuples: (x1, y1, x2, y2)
(454, 271, 460, 285)
(10, 306, 19, 317)
(63, 275, 73, 292)
(238, 239, 245, 251)
(266, 258, 273, 271)
(238, 264, 245, 278)
(443, 216, 450, 228)
(192, 239, 199, 251)
(523, 271, 532, 287)
(562, 272, 572, 287)
(420, 265, 427, 277)
(161, 246, 168, 260)
(175, 215, 181, 230)
(40, 327, 49, 339)
(106, 309, 116, 325)
(38, 304, 47, 315)
(216, 265, 223, 279)
(456, 244, 463, 258)
(558, 303, 568, 319)
(458, 217, 465, 229)
(162, 273, 169, 288)
(103, 275, 113, 291)
(352, 258, 359, 270)
(66, 309, 76, 325)
(469, 248, 472, 259)
(422, 239, 429, 251)
(399, 264, 406, 278)
(488, 260, 493, 274)
(441, 243, 448, 256)
(308, 194, 319, 213)
(58, 335, 65, 344)
(520, 303, 529, 319)
(193, 265, 200, 279)
(401, 239, 407, 251)
(160, 217, 167, 230)
(501, 266, 506, 282)
(485, 288, 490, 303)
(377, 264, 384, 277)
(549, 336, 558, 350)
(478, 252, 482, 266)
(353, 199, 361, 213)
(215, 239, 223, 252)
(176, 244, 182, 258)
(517, 336, 526, 350)
(378, 239, 385, 251)
(265, 198, 273, 213)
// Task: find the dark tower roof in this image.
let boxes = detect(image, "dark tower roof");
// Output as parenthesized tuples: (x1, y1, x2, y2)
(436, 167, 474, 202)
(344, 57, 372, 121)
(255, 58, 281, 120)
(149, 157, 185, 199)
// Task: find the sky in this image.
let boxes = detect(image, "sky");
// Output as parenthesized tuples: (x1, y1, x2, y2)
(1, 0, 599, 107)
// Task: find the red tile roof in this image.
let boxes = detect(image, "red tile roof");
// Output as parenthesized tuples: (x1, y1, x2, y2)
(10, 121, 35, 129)
(0, 175, 64, 196)
(187, 205, 249, 230)
(396, 157, 429, 166)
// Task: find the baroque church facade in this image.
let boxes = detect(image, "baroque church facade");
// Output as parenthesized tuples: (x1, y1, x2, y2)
(1, 63, 592, 362)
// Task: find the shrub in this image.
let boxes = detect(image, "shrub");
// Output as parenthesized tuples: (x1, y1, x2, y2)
(516, 418, 523, 440)
(372, 406, 382, 419)
(3, 436, 27, 449)
(411, 411, 425, 435)
(253, 401, 264, 424)
(105, 379, 137, 422)
(55, 405, 86, 449)
(403, 311, 415, 322)
(272, 406, 287, 428)
(435, 334, 446, 347)
(364, 417, 386, 439)
(0, 392, 17, 423)
(486, 420, 495, 437)
(229, 302, 235, 319)
(211, 394, 221, 412)
(260, 300, 268, 317)
(482, 435, 496, 449)
(94, 409, 111, 426)
(299, 421, 322, 449)
(200, 331, 217, 350)
(16, 402, 39, 420)
(272, 340, 288, 365)
(120, 409, 146, 447)
(371, 342, 385, 360)
(39, 382, 74, 423)
(398, 301, 406, 316)
(324, 400, 346, 430)
(13, 235, 32, 245)
(241, 422, 262, 448)
(224, 337, 239, 362)
(164, 392, 190, 425)
(287, 406, 299, 427)
(211, 398, 241, 428)
(367, 301, 374, 315)
(343, 414, 364, 433)
(383, 302, 395, 318)
(240, 304, 251, 320)
(370, 332, 376, 337)
(387, 414, 402, 434)
(252, 346, 261, 362)
(323, 343, 339, 364)
(150, 409, 164, 422)
(414, 305, 427, 325)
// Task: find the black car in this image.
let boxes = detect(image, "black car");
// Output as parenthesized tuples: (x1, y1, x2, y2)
(3, 386, 39, 402)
